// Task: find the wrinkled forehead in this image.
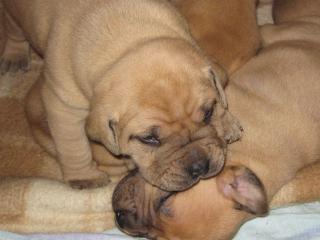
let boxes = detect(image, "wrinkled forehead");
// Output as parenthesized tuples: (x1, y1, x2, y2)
(137, 68, 215, 103)
(121, 81, 217, 130)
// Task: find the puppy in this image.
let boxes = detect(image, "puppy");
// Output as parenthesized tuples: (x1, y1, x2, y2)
(112, 0, 320, 238)
(1, 0, 243, 190)
(113, 163, 320, 239)
(171, 0, 260, 75)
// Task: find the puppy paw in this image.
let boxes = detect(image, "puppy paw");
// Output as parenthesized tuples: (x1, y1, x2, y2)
(0, 38, 30, 75)
(222, 112, 244, 144)
(65, 165, 111, 189)
(68, 174, 111, 190)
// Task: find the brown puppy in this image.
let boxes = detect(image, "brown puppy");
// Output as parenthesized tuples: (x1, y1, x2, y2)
(1, 0, 243, 190)
(112, 0, 320, 238)
(171, 0, 260, 75)
(113, 163, 320, 239)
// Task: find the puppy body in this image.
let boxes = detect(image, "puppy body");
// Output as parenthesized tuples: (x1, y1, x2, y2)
(112, 0, 320, 239)
(171, 0, 260, 75)
(2, 0, 243, 190)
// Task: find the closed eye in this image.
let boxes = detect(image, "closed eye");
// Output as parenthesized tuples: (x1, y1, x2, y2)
(203, 102, 215, 124)
(130, 127, 161, 147)
(138, 135, 161, 146)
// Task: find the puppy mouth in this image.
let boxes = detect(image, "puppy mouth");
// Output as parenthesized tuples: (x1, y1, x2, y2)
(201, 157, 225, 179)
(154, 158, 225, 192)
(143, 139, 228, 191)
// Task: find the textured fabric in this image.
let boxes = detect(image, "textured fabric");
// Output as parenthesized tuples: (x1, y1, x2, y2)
(0, 177, 116, 233)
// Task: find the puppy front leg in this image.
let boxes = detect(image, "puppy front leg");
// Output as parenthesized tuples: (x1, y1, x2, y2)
(42, 85, 110, 189)
(91, 142, 133, 177)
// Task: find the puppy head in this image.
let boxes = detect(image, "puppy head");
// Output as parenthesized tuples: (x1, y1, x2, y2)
(87, 38, 243, 191)
(113, 166, 268, 240)
(112, 169, 176, 239)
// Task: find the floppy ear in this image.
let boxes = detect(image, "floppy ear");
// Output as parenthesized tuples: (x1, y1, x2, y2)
(104, 118, 121, 155)
(86, 111, 121, 156)
(204, 65, 228, 109)
(217, 165, 268, 215)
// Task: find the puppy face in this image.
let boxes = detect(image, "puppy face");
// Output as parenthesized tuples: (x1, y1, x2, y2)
(112, 166, 268, 240)
(87, 39, 243, 191)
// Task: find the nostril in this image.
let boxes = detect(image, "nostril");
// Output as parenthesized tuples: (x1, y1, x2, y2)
(188, 160, 209, 179)
(204, 159, 209, 174)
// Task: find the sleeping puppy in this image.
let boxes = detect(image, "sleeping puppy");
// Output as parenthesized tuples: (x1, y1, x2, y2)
(1, 0, 243, 190)
(113, 163, 320, 239)
(171, 0, 260, 75)
(112, 0, 320, 238)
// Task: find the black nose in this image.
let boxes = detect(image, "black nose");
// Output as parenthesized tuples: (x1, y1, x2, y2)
(188, 160, 209, 179)
(115, 210, 127, 228)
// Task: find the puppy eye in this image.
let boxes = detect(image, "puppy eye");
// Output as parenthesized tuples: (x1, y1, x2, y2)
(138, 135, 161, 146)
(203, 105, 214, 124)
